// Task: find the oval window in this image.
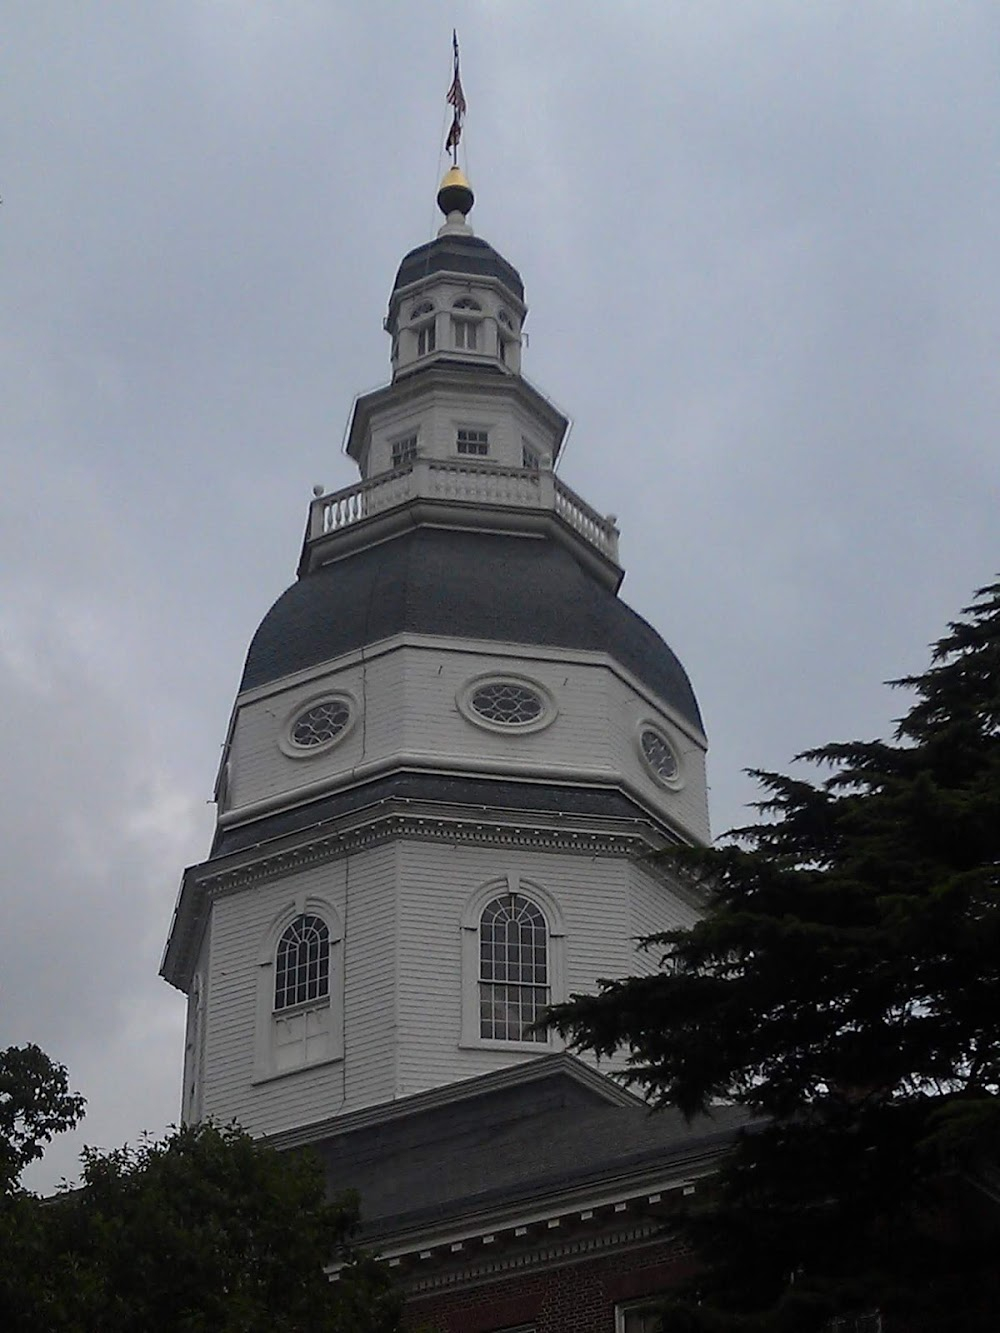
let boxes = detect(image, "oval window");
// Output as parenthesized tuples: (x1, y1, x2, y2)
(639, 726, 679, 784)
(471, 681, 543, 725)
(459, 676, 555, 734)
(287, 698, 352, 752)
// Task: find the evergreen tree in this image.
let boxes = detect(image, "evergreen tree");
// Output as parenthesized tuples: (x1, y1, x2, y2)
(548, 582, 1000, 1331)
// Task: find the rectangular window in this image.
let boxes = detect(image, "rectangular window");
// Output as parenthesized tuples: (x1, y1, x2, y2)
(453, 318, 479, 350)
(417, 322, 436, 356)
(391, 434, 418, 468)
(522, 441, 540, 469)
(616, 1304, 664, 1333)
(457, 428, 489, 456)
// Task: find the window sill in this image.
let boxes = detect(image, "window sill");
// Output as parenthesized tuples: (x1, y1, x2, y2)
(459, 1038, 553, 1054)
(251, 1052, 343, 1087)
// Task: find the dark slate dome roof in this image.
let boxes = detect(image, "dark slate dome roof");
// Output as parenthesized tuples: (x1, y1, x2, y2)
(392, 233, 524, 304)
(241, 529, 703, 732)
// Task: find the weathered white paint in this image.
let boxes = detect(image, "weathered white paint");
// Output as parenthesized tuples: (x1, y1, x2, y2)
(181, 920, 210, 1125)
(627, 862, 702, 975)
(187, 828, 703, 1138)
(224, 643, 709, 847)
(169, 198, 712, 1144)
(353, 379, 563, 481)
(390, 273, 524, 380)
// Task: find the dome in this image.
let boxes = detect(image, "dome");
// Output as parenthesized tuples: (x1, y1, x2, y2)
(391, 233, 524, 306)
(240, 528, 704, 732)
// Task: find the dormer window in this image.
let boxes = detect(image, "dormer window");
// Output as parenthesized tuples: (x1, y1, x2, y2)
(453, 318, 479, 351)
(456, 428, 489, 457)
(416, 322, 436, 356)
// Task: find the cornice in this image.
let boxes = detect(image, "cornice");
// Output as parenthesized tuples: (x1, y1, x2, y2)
(399, 1221, 667, 1295)
(341, 1159, 720, 1294)
(160, 792, 683, 991)
(211, 808, 649, 895)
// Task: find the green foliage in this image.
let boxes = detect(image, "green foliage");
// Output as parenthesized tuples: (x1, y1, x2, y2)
(0, 1044, 85, 1192)
(0, 1122, 402, 1332)
(548, 582, 1000, 1331)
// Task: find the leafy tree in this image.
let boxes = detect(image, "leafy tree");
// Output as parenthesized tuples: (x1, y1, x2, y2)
(0, 1121, 402, 1332)
(548, 581, 1000, 1331)
(0, 1044, 85, 1193)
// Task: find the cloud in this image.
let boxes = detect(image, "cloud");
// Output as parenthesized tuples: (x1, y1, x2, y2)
(3, 2, 998, 1190)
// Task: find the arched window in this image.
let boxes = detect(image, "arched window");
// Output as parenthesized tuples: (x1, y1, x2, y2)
(274, 914, 330, 1011)
(453, 296, 482, 311)
(479, 892, 549, 1042)
(255, 902, 343, 1081)
(411, 300, 434, 319)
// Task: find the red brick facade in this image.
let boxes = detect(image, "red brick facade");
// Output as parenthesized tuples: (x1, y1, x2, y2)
(404, 1237, 697, 1333)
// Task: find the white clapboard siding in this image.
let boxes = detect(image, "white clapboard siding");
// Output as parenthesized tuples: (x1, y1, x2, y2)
(392, 839, 635, 1098)
(627, 862, 702, 976)
(402, 648, 612, 775)
(181, 921, 212, 1125)
(227, 653, 406, 815)
(203, 861, 348, 1138)
(341, 843, 397, 1113)
(228, 642, 708, 830)
(607, 671, 711, 845)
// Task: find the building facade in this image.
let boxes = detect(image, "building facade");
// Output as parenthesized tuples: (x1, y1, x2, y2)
(161, 166, 724, 1330)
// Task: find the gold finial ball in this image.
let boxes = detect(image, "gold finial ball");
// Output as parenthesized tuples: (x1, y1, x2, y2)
(437, 165, 474, 218)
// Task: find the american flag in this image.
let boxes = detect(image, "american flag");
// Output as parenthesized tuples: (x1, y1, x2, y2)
(445, 30, 466, 155)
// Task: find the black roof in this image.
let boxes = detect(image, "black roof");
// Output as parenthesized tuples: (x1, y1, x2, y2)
(310, 1059, 748, 1241)
(391, 233, 524, 304)
(240, 529, 703, 732)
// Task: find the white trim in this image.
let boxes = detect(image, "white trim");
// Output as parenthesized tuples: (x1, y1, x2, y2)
(457, 672, 556, 736)
(211, 749, 705, 854)
(232, 634, 707, 749)
(253, 896, 344, 1080)
(278, 691, 358, 760)
(635, 718, 685, 792)
(616, 1300, 665, 1333)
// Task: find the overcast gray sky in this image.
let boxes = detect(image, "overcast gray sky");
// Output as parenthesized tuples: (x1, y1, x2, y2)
(3, 3, 998, 1191)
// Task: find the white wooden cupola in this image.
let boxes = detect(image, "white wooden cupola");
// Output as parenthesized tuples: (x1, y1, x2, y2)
(387, 167, 526, 384)
(161, 163, 709, 1142)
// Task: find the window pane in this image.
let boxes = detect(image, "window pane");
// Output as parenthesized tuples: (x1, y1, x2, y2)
(275, 914, 331, 1011)
(456, 428, 489, 456)
(391, 434, 417, 468)
(479, 894, 549, 1041)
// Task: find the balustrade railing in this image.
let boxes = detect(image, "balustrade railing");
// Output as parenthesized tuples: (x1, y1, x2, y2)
(308, 457, 619, 563)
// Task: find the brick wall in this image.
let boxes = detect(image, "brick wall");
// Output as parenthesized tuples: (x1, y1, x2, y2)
(404, 1237, 696, 1333)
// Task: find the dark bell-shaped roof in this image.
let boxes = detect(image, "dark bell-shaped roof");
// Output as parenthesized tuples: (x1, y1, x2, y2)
(391, 233, 524, 306)
(240, 529, 704, 733)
